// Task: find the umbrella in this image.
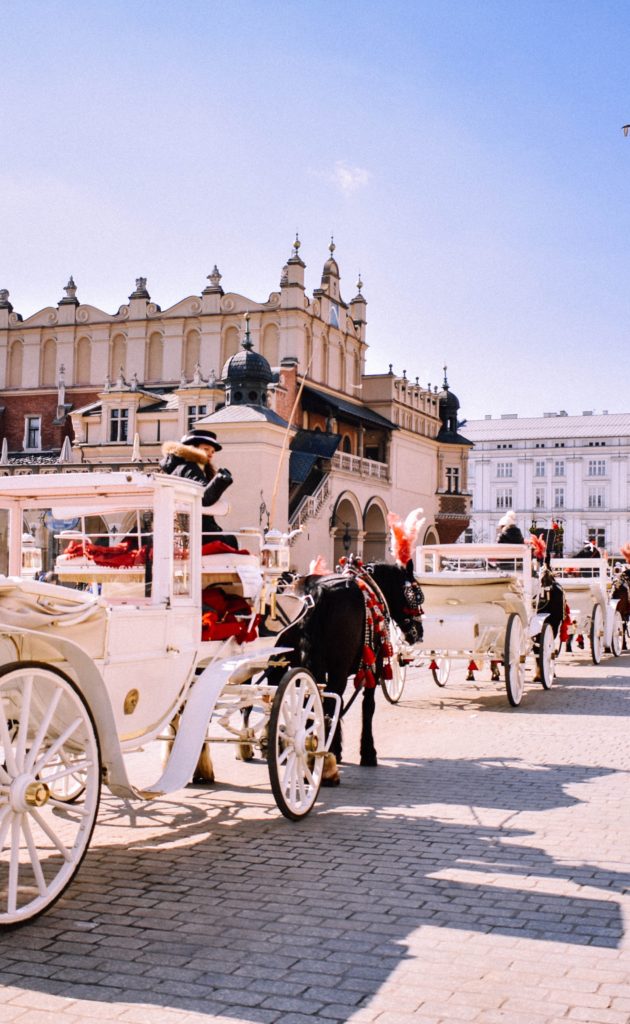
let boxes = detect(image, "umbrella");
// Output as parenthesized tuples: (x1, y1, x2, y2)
(131, 433, 142, 463)
(58, 436, 73, 464)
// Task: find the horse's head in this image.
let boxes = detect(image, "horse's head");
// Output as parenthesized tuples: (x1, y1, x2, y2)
(368, 560, 424, 645)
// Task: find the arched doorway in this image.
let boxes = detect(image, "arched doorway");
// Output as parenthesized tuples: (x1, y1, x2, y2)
(363, 500, 388, 562)
(423, 525, 440, 545)
(331, 493, 361, 565)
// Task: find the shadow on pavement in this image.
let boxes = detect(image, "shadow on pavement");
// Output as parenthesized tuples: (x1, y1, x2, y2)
(0, 754, 626, 1022)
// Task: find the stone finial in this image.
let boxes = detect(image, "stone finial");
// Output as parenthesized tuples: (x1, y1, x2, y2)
(443, 364, 449, 389)
(192, 363, 204, 386)
(209, 368, 216, 386)
(104, 374, 112, 391)
(131, 372, 139, 391)
(115, 367, 127, 389)
(129, 277, 150, 300)
(292, 233, 301, 258)
(202, 265, 224, 296)
(59, 276, 79, 306)
(0, 290, 13, 311)
(356, 273, 363, 294)
(329, 234, 336, 256)
(388, 364, 393, 375)
(280, 265, 289, 287)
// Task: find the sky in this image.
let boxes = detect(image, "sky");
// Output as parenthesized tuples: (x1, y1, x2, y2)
(3, 0, 630, 420)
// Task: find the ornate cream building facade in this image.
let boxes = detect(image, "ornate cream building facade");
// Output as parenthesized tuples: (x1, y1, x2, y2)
(0, 241, 472, 569)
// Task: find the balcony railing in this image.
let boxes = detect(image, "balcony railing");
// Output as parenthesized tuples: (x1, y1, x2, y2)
(332, 452, 389, 480)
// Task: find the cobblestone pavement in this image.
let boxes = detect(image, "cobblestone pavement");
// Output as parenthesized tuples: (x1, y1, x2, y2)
(1, 651, 630, 1024)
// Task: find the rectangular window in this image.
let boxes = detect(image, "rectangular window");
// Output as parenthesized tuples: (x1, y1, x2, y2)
(588, 487, 606, 509)
(187, 405, 208, 431)
(24, 416, 41, 451)
(554, 460, 565, 477)
(534, 443, 546, 448)
(553, 487, 564, 509)
(496, 462, 512, 478)
(588, 528, 606, 548)
(587, 459, 606, 477)
(534, 461, 545, 477)
(534, 487, 545, 510)
(109, 408, 129, 443)
(496, 488, 513, 509)
(445, 467, 460, 493)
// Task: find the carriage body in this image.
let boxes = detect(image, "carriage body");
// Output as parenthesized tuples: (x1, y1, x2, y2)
(549, 556, 617, 662)
(413, 543, 554, 703)
(0, 472, 336, 927)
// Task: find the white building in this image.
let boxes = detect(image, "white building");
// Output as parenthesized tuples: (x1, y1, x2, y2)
(463, 410, 630, 557)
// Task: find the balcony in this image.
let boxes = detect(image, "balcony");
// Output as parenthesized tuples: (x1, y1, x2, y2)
(332, 452, 389, 480)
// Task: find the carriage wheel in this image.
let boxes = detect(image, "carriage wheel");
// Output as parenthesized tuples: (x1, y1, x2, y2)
(537, 621, 555, 690)
(0, 662, 101, 928)
(267, 669, 326, 821)
(610, 609, 624, 658)
(381, 622, 407, 704)
(431, 657, 451, 688)
(504, 614, 525, 707)
(590, 605, 604, 665)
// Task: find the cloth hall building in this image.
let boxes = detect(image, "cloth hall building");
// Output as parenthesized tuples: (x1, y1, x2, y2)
(0, 241, 472, 570)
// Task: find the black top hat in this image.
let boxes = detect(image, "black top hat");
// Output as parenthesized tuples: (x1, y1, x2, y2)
(180, 428, 222, 452)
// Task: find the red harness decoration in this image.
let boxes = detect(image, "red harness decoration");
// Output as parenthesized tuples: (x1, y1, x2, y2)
(338, 560, 394, 690)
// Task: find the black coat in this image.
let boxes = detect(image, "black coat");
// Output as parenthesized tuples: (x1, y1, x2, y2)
(160, 441, 233, 543)
(497, 524, 525, 544)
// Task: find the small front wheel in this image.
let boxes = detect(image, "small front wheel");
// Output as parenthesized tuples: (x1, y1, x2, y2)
(381, 622, 407, 704)
(609, 609, 624, 658)
(537, 621, 555, 690)
(504, 614, 525, 707)
(0, 661, 101, 928)
(590, 604, 604, 665)
(268, 669, 326, 821)
(431, 656, 451, 688)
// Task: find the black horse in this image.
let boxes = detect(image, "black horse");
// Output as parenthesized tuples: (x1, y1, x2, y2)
(611, 567, 630, 650)
(276, 558, 423, 784)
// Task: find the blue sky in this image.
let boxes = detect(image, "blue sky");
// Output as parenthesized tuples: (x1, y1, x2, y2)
(4, 0, 630, 419)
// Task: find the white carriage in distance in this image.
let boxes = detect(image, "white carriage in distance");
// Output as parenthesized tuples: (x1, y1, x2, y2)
(412, 543, 559, 705)
(0, 471, 342, 928)
(549, 556, 624, 662)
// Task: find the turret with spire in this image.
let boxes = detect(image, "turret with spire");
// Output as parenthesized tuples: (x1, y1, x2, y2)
(280, 233, 306, 309)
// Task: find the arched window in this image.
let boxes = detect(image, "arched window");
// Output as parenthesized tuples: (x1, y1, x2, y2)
(41, 338, 56, 387)
(147, 332, 163, 382)
(8, 341, 23, 388)
(183, 330, 200, 379)
(262, 323, 279, 366)
(342, 435, 352, 454)
(221, 326, 240, 367)
(110, 335, 127, 379)
(75, 337, 91, 385)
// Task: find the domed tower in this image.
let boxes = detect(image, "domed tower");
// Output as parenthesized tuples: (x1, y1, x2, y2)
(437, 367, 461, 439)
(221, 313, 273, 407)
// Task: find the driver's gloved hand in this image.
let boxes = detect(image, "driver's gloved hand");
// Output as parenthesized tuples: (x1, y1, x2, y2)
(203, 468, 233, 506)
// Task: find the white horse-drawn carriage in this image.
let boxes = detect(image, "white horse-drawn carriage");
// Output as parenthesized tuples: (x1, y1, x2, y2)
(0, 471, 342, 927)
(412, 543, 558, 705)
(549, 556, 623, 662)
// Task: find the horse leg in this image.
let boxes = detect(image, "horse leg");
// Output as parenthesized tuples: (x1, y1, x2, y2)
(359, 687, 378, 767)
(322, 691, 342, 786)
(163, 711, 215, 784)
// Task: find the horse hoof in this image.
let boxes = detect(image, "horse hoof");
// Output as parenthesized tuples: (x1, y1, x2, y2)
(321, 773, 341, 787)
(322, 752, 341, 786)
(237, 743, 255, 762)
(360, 755, 378, 767)
(191, 774, 215, 785)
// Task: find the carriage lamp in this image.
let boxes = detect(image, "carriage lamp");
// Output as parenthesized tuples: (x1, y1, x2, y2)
(342, 524, 352, 554)
(21, 532, 42, 579)
(261, 529, 291, 574)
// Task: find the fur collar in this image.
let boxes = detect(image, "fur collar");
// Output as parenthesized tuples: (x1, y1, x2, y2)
(162, 441, 209, 467)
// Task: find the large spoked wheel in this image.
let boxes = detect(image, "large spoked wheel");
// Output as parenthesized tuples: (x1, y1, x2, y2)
(0, 661, 101, 928)
(267, 669, 326, 821)
(610, 609, 624, 658)
(590, 604, 604, 665)
(536, 621, 555, 690)
(504, 614, 526, 707)
(381, 622, 407, 704)
(431, 656, 451, 688)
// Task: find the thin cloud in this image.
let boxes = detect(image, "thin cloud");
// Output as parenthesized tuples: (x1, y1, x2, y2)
(331, 161, 371, 194)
